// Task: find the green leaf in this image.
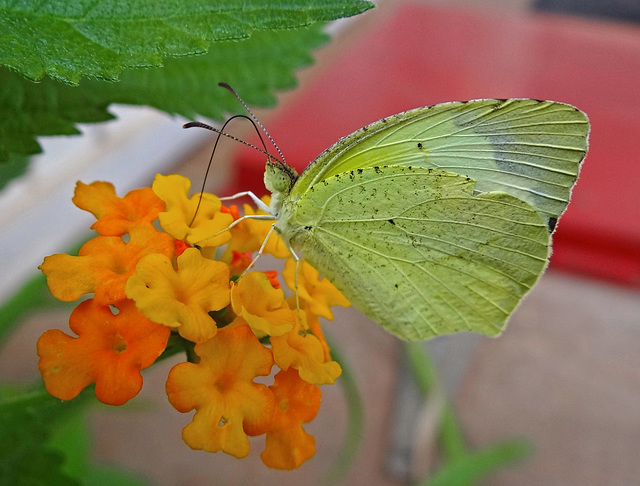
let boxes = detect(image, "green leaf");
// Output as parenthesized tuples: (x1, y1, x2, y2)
(0, 25, 327, 163)
(0, 386, 88, 486)
(0, 68, 116, 163)
(0, 155, 31, 191)
(420, 439, 533, 486)
(81, 468, 147, 486)
(92, 25, 330, 118)
(0, 0, 373, 84)
(47, 407, 148, 486)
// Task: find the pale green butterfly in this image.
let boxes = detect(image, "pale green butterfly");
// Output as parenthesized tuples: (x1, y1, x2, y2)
(189, 88, 589, 341)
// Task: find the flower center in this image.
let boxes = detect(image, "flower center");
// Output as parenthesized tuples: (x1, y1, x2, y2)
(112, 333, 127, 354)
(214, 372, 235, 393)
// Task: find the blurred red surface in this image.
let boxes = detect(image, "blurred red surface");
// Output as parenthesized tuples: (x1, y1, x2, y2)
(232, 3, 640, 286)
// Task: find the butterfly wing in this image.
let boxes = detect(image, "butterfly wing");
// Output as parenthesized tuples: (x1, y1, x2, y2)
(290, 99, 589, 230)
(277, 166, 549, 341)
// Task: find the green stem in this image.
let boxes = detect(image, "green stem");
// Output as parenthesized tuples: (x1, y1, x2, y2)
(321, 335, 364, 485)
(404, 342, 467, 461)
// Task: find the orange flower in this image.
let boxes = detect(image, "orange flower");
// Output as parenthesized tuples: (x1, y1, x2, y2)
(261, 369, 321, 469)
(152, 174, 233, 248)
(39, 224, 173, 305)
(228, 250, 253, 276)
(166, 325, 274, 458)
(271, 316, 342, 385)
(125, 248, 230, 343)
(173, 239, 191, 257)
(72, 181, 164, 236)
(231, 272, 295, 337)
(263, 270, 281, 290)
(37, 299, 170, 405)
(283, 259, 350, 320)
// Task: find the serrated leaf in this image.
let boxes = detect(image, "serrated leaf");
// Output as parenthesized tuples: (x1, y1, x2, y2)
(0, 68, 115, 163)
(0, 25, 327, 165)
(93, 25, 330, 118)
(0, 0, 373, 84)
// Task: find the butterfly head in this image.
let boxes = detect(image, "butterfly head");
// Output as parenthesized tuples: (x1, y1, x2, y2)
(264, 161, 298, 217)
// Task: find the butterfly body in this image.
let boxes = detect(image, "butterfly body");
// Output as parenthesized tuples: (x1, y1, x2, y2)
(264, 99, 589, 341)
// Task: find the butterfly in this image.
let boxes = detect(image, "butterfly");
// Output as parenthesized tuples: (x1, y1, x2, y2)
(191, 92, 589, 341)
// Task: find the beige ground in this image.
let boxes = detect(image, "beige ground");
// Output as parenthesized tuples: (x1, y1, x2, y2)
(3, 271, 639, 485)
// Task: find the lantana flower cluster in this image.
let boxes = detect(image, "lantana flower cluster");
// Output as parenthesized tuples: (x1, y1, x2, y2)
(37, 174, 350, 469)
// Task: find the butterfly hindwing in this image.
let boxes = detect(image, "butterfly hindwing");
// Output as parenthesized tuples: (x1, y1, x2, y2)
(277, 166, 550, 340)
(291, 99, 589, 230)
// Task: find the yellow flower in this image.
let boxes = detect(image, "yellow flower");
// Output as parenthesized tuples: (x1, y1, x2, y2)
(125, 248, 230, 343)
(166, 325, 274, 458)
(283, 259, 350, 320)
(152, 174, 233, 248)
(271, 315, 342, 385)
(39, 224, 173, 305)
(230, 272, 295, 337)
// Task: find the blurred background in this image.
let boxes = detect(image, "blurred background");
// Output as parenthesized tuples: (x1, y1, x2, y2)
(1, 0, 639, 484)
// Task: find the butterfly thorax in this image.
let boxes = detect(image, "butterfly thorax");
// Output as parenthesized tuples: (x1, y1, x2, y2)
(264, 161, 298, 217)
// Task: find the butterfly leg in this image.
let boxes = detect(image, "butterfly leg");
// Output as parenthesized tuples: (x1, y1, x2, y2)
(241, 223, 277, 276)
(191, 214, 276, 246)
(219, 191, 272, 214)
(292, 250, 301, 318)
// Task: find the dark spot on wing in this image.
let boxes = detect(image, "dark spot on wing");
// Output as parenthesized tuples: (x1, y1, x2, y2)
(388, 219, 395, 225)
(547, 217, 558, 233)
(417, 142, 423, 149)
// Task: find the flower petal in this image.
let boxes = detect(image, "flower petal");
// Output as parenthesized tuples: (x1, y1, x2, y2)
(271, 318, 342, 385)
(37, 299, 170, 405)
(166, 325, 274, 458)
(40, 224, 173, 305)
(153, 174, 233, 247)
(73, 181, 164, 236)
(283, 259, 350, 320)
(230, 272, 295, 337)
(126, 248, 230, 343)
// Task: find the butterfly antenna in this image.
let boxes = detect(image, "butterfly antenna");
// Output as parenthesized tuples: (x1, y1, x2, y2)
(183, 117, 281, 162)
(218, 82, 288, 167)
(183, 114, 279, 227)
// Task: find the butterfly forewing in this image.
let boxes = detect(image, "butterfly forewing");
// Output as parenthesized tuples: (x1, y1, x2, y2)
(277, 166, 550, 341)
(290, 99, 588, 230)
